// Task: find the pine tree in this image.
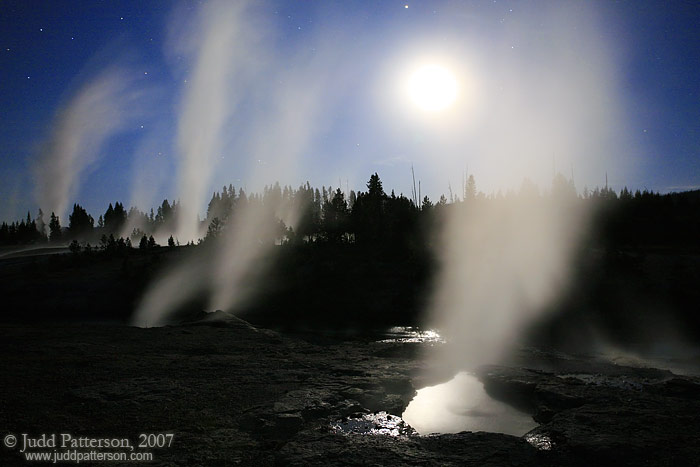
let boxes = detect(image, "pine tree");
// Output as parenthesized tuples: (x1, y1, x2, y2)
(465, 175, 477, 200)
(206, 218, 223, 240)
(367, 173, 385, 199)
(323, 188, 349, 242)
(104, 204, 114, 230)
(68, 204, 94, 239)
(49, 212, 62, 243)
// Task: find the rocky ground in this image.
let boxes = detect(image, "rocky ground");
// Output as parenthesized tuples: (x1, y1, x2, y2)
(1, 313, 699, 466)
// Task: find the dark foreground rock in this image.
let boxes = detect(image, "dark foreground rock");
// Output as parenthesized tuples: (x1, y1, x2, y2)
(1, 319, 699, 466)
(279, 430, 540, 466)
(479, 355, 700, 466)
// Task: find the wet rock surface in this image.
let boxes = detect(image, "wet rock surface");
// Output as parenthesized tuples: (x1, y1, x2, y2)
(1, 320, 699, 466)
(480, 350, 700, 465)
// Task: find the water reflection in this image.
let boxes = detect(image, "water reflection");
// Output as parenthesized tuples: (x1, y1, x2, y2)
(331, 411, 416, 437)
(402, 372, 537, 436)
(378, 326, 446, 344)
(524, 433, 554, 450)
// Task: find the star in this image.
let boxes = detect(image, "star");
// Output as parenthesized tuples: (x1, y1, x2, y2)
(404, 5, 409, 9)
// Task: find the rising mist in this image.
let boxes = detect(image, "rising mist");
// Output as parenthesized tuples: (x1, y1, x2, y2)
(33, 67, 141, 223)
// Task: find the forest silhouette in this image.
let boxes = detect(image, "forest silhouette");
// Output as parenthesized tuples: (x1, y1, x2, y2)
(3, 173, 698, 250)
(0, 173, 698, 348)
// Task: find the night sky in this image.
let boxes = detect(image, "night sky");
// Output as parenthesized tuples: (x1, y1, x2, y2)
(1, 0, 698, 223)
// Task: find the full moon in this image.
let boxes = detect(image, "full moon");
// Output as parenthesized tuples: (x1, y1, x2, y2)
(406, 64, 458, 112)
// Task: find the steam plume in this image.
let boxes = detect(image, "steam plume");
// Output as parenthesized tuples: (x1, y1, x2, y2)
(33, 68, 138, 223)
(425, 2, 632, 371)
(133, 0, 339, 325)
(171, 0, 266, 242)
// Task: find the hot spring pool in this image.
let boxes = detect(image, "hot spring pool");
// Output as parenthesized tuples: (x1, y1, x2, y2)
(402, 371, 538, 436)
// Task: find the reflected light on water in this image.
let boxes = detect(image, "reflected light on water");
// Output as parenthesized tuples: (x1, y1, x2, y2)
(378, 326, 446, 344)
(402, 372, 537, 436)
(331, 411, 416, 437)
(524, 433, 554, 451)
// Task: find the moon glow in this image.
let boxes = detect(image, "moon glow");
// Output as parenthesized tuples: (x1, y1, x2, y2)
(406, 64, 458, 112)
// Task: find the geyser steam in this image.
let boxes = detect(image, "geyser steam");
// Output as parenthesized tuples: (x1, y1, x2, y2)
(170, 0, 264, 243)
(424, 2, 633, 371)
(132, 0, 339, 326)
(429, 189, 585, 371)
(33, 68, 139, 223)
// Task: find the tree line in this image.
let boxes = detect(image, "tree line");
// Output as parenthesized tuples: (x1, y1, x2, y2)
(1, 173, 699, 251)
